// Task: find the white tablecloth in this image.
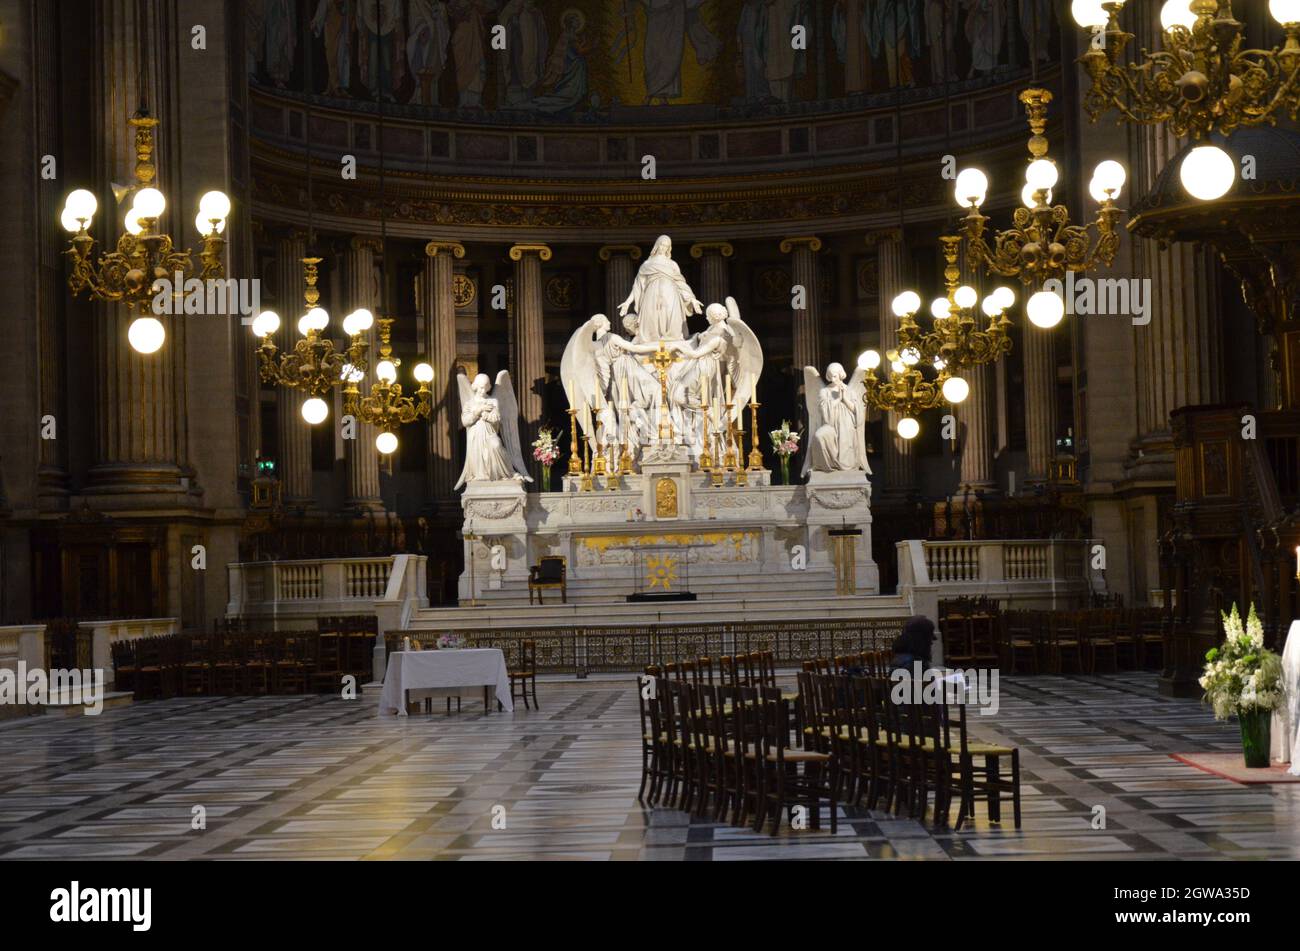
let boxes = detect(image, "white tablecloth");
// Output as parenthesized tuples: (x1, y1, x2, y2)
(378, 649, 513, 716)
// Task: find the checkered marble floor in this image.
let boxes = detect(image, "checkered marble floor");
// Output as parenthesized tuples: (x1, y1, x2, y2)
(1, 672, 1298, 861)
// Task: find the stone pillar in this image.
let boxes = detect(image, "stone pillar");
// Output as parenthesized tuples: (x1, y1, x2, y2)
(274, 233, 314, 505)
(868, 230, 914, 493)
(86, 0, 187, 494)
(343, 237, 383, 511)
(598, 244, 641, 320)
(780, 236, 823, 373)
(421, 240, 465, 498)
(958, 364, 997, 491)
(1022, 327, 1058, 481)
(690, 241, 734, 305)
(510, 243, 550, 480)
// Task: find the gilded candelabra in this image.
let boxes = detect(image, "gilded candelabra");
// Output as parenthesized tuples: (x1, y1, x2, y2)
(60, 113, 230, 353)
(747, 396, 764, 470)
(252, 257, 371, 423)
(954, 88, 1125, 285)
(344, 318, 433, 454)
(1076, 0, 1300, 141)
(566, 406, 583, 475)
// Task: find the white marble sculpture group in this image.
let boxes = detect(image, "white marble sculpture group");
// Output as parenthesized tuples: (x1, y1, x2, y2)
(455, 233, 871, 487)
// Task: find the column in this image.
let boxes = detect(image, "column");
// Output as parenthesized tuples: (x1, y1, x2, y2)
(510, 243, 550, 481)
(343, 237, 383, 511)
(868, 230, 914, 493)
(421, 240, 465, 498)
(274, 232, 314, 505)
(958, 365, 997, 491)
(598, 244, 641, 319)
(780, 236, 822, 373)
(1022, 327, 1058, 482)
(690, 241, 734, 305)
(86, 0, 186, 493)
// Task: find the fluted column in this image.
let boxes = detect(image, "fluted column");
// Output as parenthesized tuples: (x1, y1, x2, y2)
(690, 241, 734, 305)
(958, 364, 996, 491)
(598, 244, 641, 319)
(87, 0, 186, 493)
(780, 236, 823, 373)
(274, 234, 314, 505)
(868, 230, 914, 493)
(343, 237, 383, 511)
(510, 243, 550, 481)
(421, 240, 465, 498)
(1023, 327, 1058, 481)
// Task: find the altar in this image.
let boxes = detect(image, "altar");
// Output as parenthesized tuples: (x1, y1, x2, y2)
(452, 233, 879, 607)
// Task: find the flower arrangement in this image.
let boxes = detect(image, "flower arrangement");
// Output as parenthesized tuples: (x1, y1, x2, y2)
(436, 633, 463, 650)
(532, 426, 560, 489)
(1200, 603, 1283, 767)
(768, 420, 802, 485)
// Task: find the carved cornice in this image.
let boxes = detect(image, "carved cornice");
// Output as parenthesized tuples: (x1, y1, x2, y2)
(509, 243, 552, 261)
(780, 236, 823, 254)
(690, 241, 735, 259)
(425, 240, 466, 258)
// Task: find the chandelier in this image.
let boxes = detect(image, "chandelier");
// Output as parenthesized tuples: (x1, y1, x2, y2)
(251, 256, 371, 424)
(952, 89, 1127, 329)
(855, 346, 960, 442)
(60, 113, 230, 354)
(1072, 0, 1300, 199)
(344, 318, 433, 455)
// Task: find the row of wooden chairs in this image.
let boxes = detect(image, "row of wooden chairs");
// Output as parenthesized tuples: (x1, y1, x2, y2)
(800, 671, 1021, 829)
(1000, 608, 1166, 674)
(802, 650, 893, 676)
(661, 651, 778, 689)
(637, 668, 838, 835)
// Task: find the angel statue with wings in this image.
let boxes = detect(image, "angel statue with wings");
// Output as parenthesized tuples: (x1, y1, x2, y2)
(454, 370, 533, 490)
(803, 362, 871, 476)
(672, 297, 763, 459)
(561, 313, 662, 455)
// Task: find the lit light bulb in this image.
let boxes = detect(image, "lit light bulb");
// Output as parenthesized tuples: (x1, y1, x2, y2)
(376, 360, 398, 384)
(891, 290, 921, 317)
(413, 363, 434, 384)
(1179, 145, 1235, 201)
(897, 417, 920, 440)
(1160, 0, 1196, 31)
(932, 357, 947, 372)
(127, 316, 166, 354)
(890, 360, 906, 374)
(1271, 0, 1300, 25)
(942, 376, 971, 404)
(931, 297, 952, 320)
(1021, 183, 1052, 208)
(342, 308, 374, 336)
(65, 189, 98, 221)
(1092, 159, 1126, 196)
(858, 349, 881, 371)
(376, 431, 399, 455)
(954, 285, 978, 310)
(1027, 290, 1066, 329)
(194, 211, 225, 235)
(302, 397, 329, 425)
(954, 168, 988, 207)
(1070, 0, 1108, 28)
(1025, 159, 1059, 191)
(198, 190, 231, 221)
(982, 295, 1002, 317)
(60, 208, 84, 233)
(252, 310, 281, 338)
(901, 347, 921, 366)
(132, 187, 165, 218)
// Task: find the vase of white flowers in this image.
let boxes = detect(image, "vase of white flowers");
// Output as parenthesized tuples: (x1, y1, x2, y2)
(768, 420, 801, 486)
(1199, 603, 1283, 768)
(532, 426, 560, 491)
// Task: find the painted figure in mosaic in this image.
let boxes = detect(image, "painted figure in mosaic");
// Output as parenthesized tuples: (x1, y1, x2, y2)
(761, 0, 806, 102)
(499, 0, 549, 106)
(530, 8, 590, 115)
(924, 0, 958, 84)
(611, 0, 720, 105)
(358, 0, 405, 100)
(736, 0, 771, 101)
(407, 0, 451, 105)
(963, 0, 1004, 77)
(1020, 0, 1052, 64)
(451, 0, 496, 107)
(455, 371, 532, 488)
(618, 236, 702, 345)
(803, 362, 870, 475)
(832, 0, 871, 94)
(312, 0, 355, 96)
(263, 0, 298, 88)
(868, 0, 919, 87)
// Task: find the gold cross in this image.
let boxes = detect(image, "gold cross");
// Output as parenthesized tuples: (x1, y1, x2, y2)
(643, 341, 678, 407)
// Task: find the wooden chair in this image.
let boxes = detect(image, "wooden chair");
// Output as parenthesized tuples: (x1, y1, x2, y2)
(637, 668, 668, 803)
(1047, 612, 1083, 673)
(1083, 610, 1119, 673)
(945, 698, 1021, 830)
(312, 632, 343, 693)
(527, 556, 567, 604)
(111, 640, 138, 695)
(1003, 611, 1041, 674)
(181, 634, 210, 696)
(751, 686, 837, 835)
(272, 635, 307, 695)
(508, 639, 539, 710)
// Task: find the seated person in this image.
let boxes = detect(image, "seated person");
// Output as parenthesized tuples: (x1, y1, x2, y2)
(890, 615, 937, 674)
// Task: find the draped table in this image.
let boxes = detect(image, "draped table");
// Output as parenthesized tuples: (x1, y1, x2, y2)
(378, 648, 514, 716)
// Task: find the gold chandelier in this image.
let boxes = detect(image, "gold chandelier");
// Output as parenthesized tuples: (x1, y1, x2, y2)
(1075, 0, 1300, 139)
(251, 257, 371, 425)
(1073, 0, 1300, 199)
(60, 113, 230, 354)
(344, 318, 433, 455)
(856, 347, 958, 443)
(953, 89, 1126, 308)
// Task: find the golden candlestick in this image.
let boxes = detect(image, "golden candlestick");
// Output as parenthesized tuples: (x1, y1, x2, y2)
(566, 407, 582, 475)
(617, 411, 634, 475)
(580, 437, 593, 492)
(747, 398, 763, 470)
(700, 404, 714, 471)
(723, 402, 738, 469)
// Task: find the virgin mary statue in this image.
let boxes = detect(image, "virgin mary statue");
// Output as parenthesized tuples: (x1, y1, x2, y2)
(617, 235, 703, 343)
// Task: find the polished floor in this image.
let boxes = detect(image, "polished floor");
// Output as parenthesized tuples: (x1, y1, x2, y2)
(1, 672, 1298, 860)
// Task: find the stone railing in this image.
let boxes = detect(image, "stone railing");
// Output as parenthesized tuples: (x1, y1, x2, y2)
(0, 618, 178, 690)
(897, 539, 1100, 620)
(227, 553, 428, 630)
